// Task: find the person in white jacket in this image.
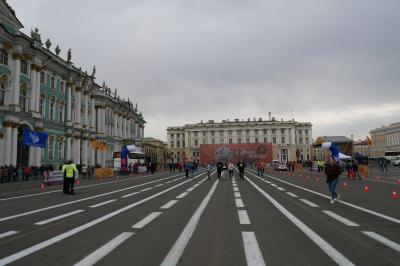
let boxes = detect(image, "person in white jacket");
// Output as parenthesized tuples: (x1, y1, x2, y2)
(228, 162, 234, 179)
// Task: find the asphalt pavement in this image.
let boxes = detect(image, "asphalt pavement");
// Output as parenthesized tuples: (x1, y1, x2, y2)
(0, 168, 398, 266)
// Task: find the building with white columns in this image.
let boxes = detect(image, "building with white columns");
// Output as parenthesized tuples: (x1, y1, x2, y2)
(167, 118, 312, 163)
(0, 1, 145, 168)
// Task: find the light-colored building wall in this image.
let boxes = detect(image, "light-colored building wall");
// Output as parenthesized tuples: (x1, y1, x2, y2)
(370, 122, 400, 158)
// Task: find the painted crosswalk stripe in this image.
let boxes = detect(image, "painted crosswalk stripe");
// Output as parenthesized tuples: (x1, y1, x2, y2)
(0, 231, 18, 239)
(160, 180, 219, 266)
(73, 232, 134, 266)
(35, 210, 84, 225)
(299, 199, 319, 208)
(234, 192, 241, 198)
(141, 187, 153, 192)
(132, 212, 162, 229)
(286, 192, 298, 198)
(362, 231, 400, 253)
(176, 192, 188, 199)
(242, 232, 266, 266)
(238, 210, 251, 225)
(160, 200, 178, 209)
(121, 192, 140, 198)
(235, 198, 245, 208)
(277, 187, 285, 191)
(322, 210, 359, 227)
(89, 200, 116, 208)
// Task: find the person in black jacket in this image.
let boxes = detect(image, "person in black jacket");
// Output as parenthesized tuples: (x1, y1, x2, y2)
(325, 156, 342, 203)
(237, 160, 246, 180)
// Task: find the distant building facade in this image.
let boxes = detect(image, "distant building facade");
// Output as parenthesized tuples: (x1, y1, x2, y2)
(142, 137, 168, 166)
(167, 118, 313, 163)
(370, 122, 400, 158)
(353, 139, 370, 157)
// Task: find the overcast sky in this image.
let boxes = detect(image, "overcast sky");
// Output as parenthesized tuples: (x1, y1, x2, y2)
(8, 0, 400, 141)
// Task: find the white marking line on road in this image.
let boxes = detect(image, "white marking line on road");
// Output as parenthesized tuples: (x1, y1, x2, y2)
(140, 187, 153, 192)
(246, 176, 355, 266)
(234, 192, 241, 198)
(0, 231, 18, 239)
(242, 232, 266, 266)
(161, 180, 219, 266)
(176, 192, 188, 199)
(246, 169, 400, 225)
(362, 231, 400, 253)
(238, 210, 251, 225)
(233, 187, 239, 192)
(0, 173, 184, 222)
(73, 232, 134, 266)
(286, 192, 298, 198)
(0, 172, 206, 266)
(270, 184, 277, 187)
(233, 184, 238, 188)
(264, 180, 271, 184)
(35, 210, 85, 225)
(89, 200, 116, 208)
(277, 187, 285, 191)
(160, 200, 178, 209)
(132, 212, 162, 229)
(121, 192, 140, 198)
(322, 210, 359, 227)
(235, 198, 245, 208)
(155, 184, 164, 187)
(299, 199, 319, 208)
(186, 187, 195, 192)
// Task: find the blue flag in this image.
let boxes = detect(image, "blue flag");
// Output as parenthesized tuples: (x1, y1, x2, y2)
(22, 129, 48, 148)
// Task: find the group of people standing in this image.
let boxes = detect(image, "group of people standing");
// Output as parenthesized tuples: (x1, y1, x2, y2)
(206, 160, 246, 180)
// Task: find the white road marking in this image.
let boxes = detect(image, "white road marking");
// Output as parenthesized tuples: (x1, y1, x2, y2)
(0, 173, 206, 266)
(246, 170, 400, 225)
(362, 231, 400, 253)
(246, 177, 355, 266)
(141, 187, 153, 192)
(35, 210, 85, 225)
(234, 192, 241, 198)
(73, 232, 134, 266)
(0, 231, 18, 239)
(155, 184, 164, 187)
(132, 212, 162, 229)
(186, 187, 195, 192)
(286, 192, 298, 198)
(121, 192, 140, 198)
(322, 210, 359, 227)
(176, 192, 188, 199)
(270, 184, 277, 187)
(277, 187, 285, 191)
(160, 200, 178, 209)
(238, 210, 251, 224)
(264, 180, 271, 184)
(233, 184, 238, 187)
(299, 199, 319, 208)
(160, 180, 219, 266)
(242, 232, 266, 266)
(233, 187, 239, 192)
(89, 200, 116, 208)
(235, 198, 245, 208)
(0, 174, 183, 222)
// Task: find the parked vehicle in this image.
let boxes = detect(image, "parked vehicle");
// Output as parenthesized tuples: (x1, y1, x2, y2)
(275, 163, 288, 171)
(392, 156, 400, 167)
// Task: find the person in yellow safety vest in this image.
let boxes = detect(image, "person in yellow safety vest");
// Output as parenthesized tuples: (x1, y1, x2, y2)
(62, 160, 77, 194)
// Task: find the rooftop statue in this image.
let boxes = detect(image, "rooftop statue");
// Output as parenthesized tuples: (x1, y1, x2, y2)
(67, 49, 72, 62)
(91, 65, 96, 77)
(30, 28, 41, 43)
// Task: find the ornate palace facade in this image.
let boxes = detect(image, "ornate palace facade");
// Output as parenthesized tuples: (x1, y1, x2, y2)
(0, 1, 145, 168)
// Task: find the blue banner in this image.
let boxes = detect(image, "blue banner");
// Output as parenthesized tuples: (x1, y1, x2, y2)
(22, 129, 48, 148)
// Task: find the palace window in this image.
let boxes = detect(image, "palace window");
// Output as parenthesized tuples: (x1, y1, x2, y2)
(194, 139, 198, 146)
(281, 128, 285, 134)
(211, 139, 215, 144)
(0, 76, 7, 106)
(170, 134, 174, 139)
(49, 97, 56, 120)
(211, 131, 215, 137)
(51, 77, 55, 89)
(219, 130, 224, 137)
(238, 138, 241, 144)
(176, 140, 180, 148)
(272, 129, 276, 134)
(254, 129, 259, 135)
(39, 95, 45, 116)
(246, 129, 250, 135)
(202, 131, 206, 137)
(59, 103, 65, 123)
(264, 137, 267, 143)
(20, 60, 28, 75)
(60, 81, 65, 93)
(19, 84, 29, 112)
(48, 136, 54, 160)
(193, 131, 198, 137)
(0, 49, 8, 65)
(237, 130, 242, 136)
(40, 72, 45, 85)
(170, 141, 174, 148)
(220, 139, 224, 144)
(228, 130, 233, 136)
(281, 137, 286, 144)
(305, 137, 309, 144)
(229, 138, 232, 144)
(255, 138, 259, 143)
(273, 137, 276, 144)
(246, 138, 250, 143)
(58, 139, 64, 160)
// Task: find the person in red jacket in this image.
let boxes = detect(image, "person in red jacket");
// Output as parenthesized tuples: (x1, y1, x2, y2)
(325, 156, 342, 203)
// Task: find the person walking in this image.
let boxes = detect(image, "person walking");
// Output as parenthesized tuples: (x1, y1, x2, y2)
(325, 156, 342, 203)
(184, 162, 190, 178)
(237, 160, 246, 180)
(228, 162, 234, 179)
(62, 160, 77, 194)
(216, 161, 223, 179)
(207, 163, 212, 180)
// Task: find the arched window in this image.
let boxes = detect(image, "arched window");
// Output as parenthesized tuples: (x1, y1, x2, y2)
(0, 75, 8, 106)
(0, 49, 8, 65)
(39, 94, 45, 117)
(48, 136, 54, 161)
(59, 102, 65, 123)
(20, 60, 28, 75)
(58, 138, 64, 161)
(49, 97, 56, 120)
(19, 83, 29, 112)
(51, 76, 55, 89)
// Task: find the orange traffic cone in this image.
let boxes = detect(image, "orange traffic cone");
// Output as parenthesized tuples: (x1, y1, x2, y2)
(76, 179, 80, 185)
(40, 183, 45, 191)
(363, 186, 369, 193)
(341, 182, 348, 189)
(396, 178, 400, 184)
(391, 190, 399, 199)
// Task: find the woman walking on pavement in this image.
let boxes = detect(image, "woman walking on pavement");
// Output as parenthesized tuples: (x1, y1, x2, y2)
(228, 162, 234, 179)
(325, 155, 342, 203)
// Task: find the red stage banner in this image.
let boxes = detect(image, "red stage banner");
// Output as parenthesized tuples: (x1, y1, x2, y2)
(200, 143, 272, 164)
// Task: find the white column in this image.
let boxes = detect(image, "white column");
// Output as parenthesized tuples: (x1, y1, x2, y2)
(35, 147, 41, 167)
(127, 118, 131, 140)
(122, 117, 126, 139)
(3, 125, 12, 165)
(90, 144, 95, 166)
(75, 89, 82, 125)
(28, 147, 35, 166)
(102, 108, 106, 134)
(90, 97, 95, 131)
(11, 126, 18, 166)
(35, 70, 41, 113)
(66, 85, 72, 122)
(74, 137, 81, 165)
(84, 93, 89, 127)
(66, 137, 71, 160)
(29, 67, 37, 112)
(11, 56, 21, 107)
(0, 136, 4, 165)
(82, 139, 88, 166)
(119, 115, 123, 138)
(113, 112, 118, 137)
